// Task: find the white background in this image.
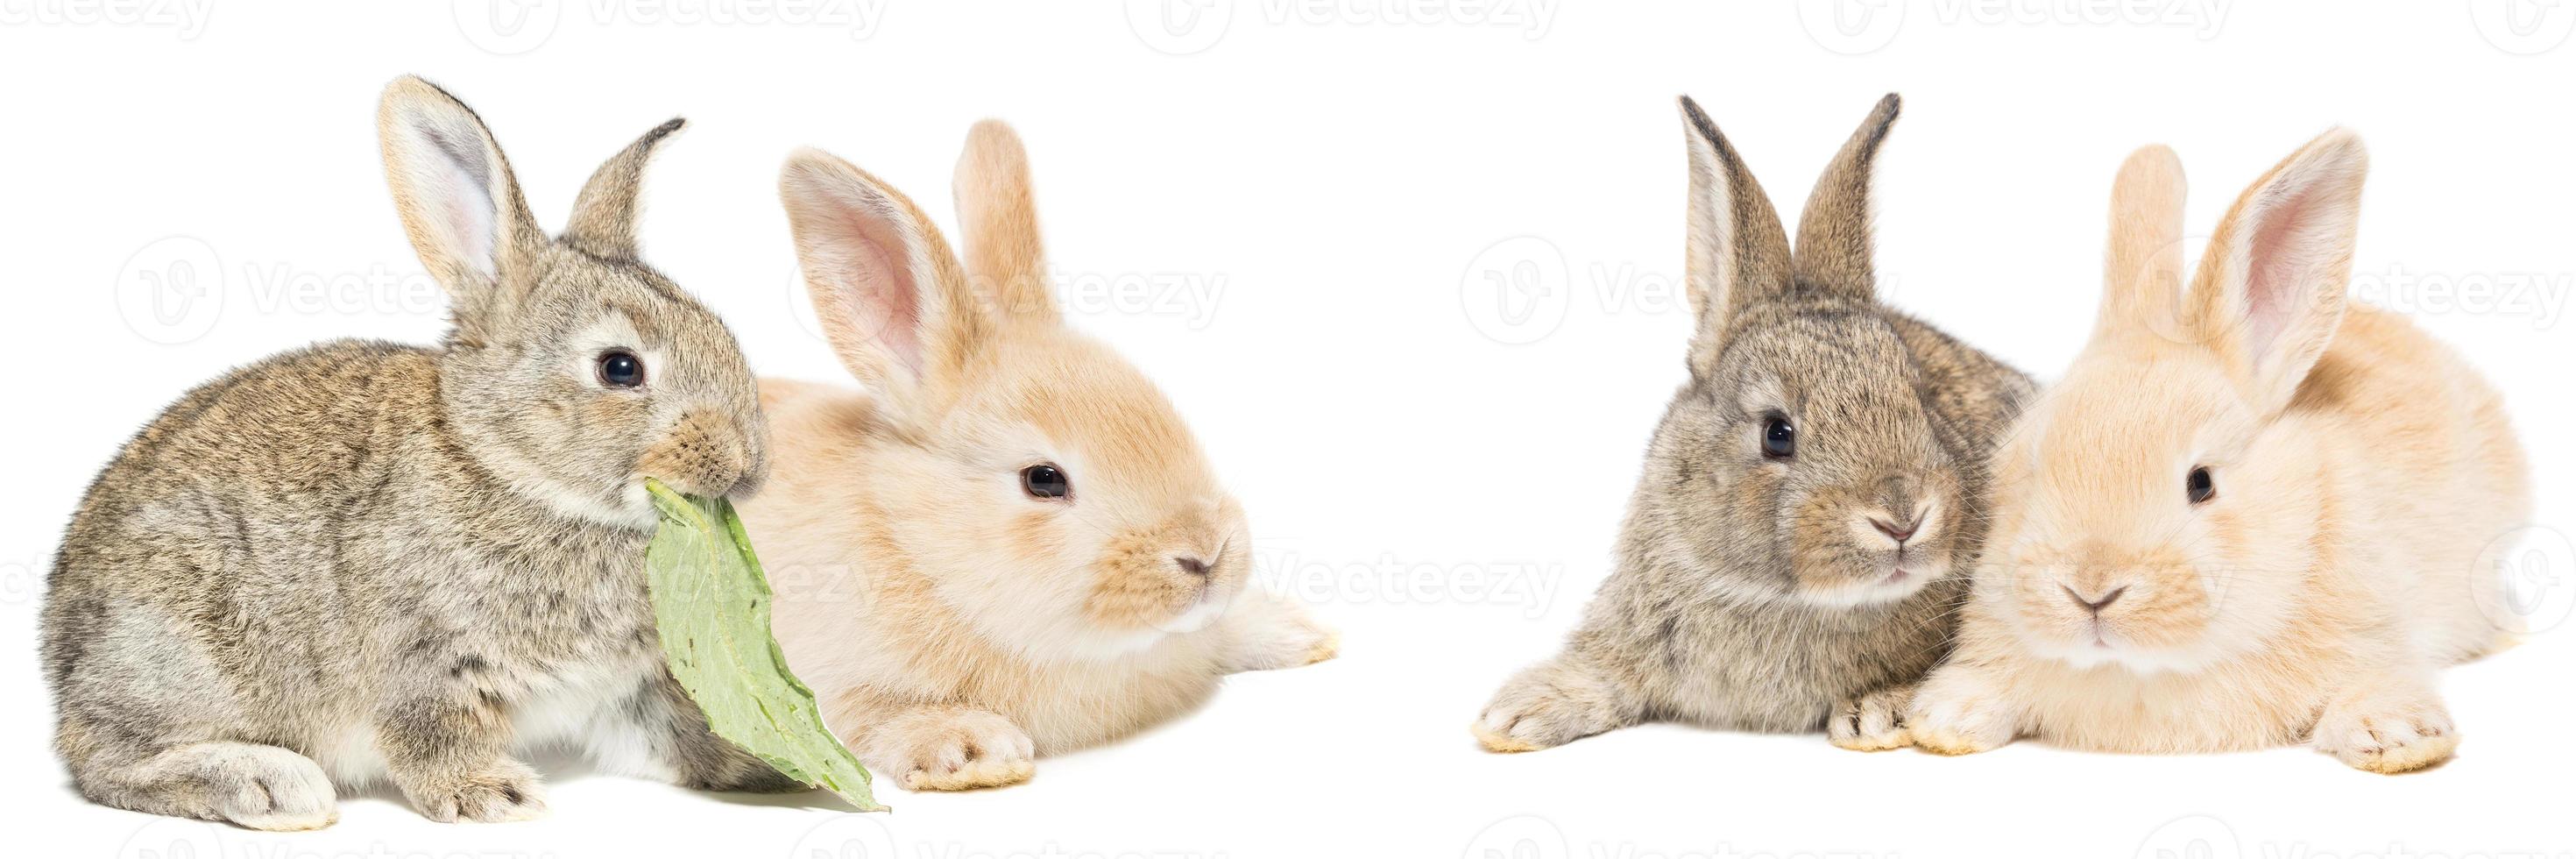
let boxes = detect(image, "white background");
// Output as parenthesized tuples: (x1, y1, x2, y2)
(4, 2, 2572, 858)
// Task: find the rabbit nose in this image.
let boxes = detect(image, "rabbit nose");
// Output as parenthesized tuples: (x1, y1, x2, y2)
(1173, 557, 1213, 577)
(1870, 516, 1917, 543)
(640, 408, 761, 498)
(2063, 585, 2127, 615)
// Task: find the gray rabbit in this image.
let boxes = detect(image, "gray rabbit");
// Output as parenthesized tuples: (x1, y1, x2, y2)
(39, 76, 796, 830)
(1474, 96, 2034, 752)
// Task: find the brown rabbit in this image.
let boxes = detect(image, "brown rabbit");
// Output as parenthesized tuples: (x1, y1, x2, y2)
(1474, 96, 2035, 753)
(39, 76, 794, 830)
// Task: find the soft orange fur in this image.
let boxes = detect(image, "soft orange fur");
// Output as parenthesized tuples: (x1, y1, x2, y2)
(1903, 132, 2530, 773)
(740, 122, 1334, 793)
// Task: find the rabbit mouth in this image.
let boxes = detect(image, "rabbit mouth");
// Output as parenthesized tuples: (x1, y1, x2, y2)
(1796, 552, 1944, 608)
(1876, 556, 1944, 596)
(1157, 585, 1230, 634)
(2027, 610, 2218, 674)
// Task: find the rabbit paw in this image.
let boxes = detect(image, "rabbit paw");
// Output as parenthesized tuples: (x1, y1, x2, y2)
(400, 760, 547, 823)
(1472, 664, 1627, 753)
(2313, 699, 2458, 774)
(1828, 685, 1914, 751)
(862, 708, 1037, 792)
(1906, 682, 2014, 756)
(202, 743, 340, 831)
(1222, 591, 1339, 671)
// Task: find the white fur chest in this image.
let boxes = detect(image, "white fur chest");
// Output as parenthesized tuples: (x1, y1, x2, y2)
(305, 654, 676, 786)
(506, 654, 679, 782)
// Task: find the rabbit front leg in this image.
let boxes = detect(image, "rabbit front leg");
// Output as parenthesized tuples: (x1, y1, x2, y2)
(2311, 667, 2458, 774)
(626, 670, 807, 793)
(1472, 649, 1642, 753)
(832, 694, 1035, 792)
(376, 690, 546, 823)
(60, 728, 340, 831)
(1903, 659, 2022, 756)
(1219, 586, 1338, 672)
(1828, 682, 1917, 751)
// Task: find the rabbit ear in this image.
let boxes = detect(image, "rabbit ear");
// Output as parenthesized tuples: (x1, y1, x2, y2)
(563, 117, 686, 259)
(2099, 145, 2189, 339)
(1678, 96, 1793, 362)
(779, 147, 985, 412)
(952, 119, 1059, 328)
(1790, 94, 1900, 302)
(377, 75, 543, 323)
(2190, 129, 2367, 415)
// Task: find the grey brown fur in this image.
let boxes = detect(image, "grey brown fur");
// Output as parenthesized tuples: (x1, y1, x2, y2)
(39, 76, 795, 831)
(1475, 95, 2034, 750)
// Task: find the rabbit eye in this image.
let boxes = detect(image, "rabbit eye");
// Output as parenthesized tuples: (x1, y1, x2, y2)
(1761, 416, 1796, 459)
(2187, 466, 2216, 505)
(1021, 464, 1071, 500)
(597, 350, 646, 387)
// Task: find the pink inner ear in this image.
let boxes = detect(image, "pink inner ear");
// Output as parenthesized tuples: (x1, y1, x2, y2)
(400, 117, 501, 279)
(817, 192, 924, 376)
(2238, 181, 2323, 366)
(435, 183, 498, 277)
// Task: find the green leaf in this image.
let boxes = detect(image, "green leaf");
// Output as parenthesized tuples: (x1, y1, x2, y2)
(643, 478, 885, 813)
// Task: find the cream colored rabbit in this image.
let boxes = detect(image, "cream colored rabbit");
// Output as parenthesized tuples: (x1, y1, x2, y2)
(740, 122, 1336, 792)
(1900, 131, 2530, 773)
